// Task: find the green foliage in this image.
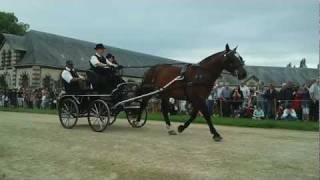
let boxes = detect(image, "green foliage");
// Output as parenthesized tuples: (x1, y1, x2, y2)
(42, 75, 52, 89)
(0, 11, 29, 35)
(20, 72, 29, 88)
(0, 74, 7, 89)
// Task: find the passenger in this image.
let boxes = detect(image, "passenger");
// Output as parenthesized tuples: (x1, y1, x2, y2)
(106, 53, 125, 85)
(89, 43, 123, 93)
(61, 60, 85, 94)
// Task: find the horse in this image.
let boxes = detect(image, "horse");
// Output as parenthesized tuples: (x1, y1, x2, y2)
(137, 44, 247, 141)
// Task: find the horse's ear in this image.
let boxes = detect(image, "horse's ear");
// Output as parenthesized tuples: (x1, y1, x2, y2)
(233, 45, 238, 52)
(225, 44, 230, 52)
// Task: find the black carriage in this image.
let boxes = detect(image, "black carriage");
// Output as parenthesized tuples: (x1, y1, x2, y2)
(57, 82, 148, 132)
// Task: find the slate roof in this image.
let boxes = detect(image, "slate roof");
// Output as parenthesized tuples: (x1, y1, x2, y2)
(2, 30, 180, 77)
(222, 66, 318, 86)
(2, 33, 26, 51)
(1, 30, 318, 85)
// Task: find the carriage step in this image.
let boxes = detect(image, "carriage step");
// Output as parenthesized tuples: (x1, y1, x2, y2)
(123, 105, 141, 109)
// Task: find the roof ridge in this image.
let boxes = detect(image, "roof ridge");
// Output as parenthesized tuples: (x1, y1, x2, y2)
(246, 65, 318, 70)
(27, 29, 179, 62)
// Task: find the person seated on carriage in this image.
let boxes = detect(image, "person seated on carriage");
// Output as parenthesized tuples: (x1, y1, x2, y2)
(88, 43, 124, 93)
(61, 60, 86, 94)
(106, 53, 125, 85)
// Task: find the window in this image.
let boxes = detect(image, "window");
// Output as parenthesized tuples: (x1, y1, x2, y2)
(14, 50, 24, 63)
(1, 51, 5, 68)
(7, 50, 11, 66)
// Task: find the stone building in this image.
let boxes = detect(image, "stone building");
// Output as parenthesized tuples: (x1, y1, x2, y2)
(0, 30, 179, 90)
(0, 30, 318, 90)
(222, 65, 318, 89)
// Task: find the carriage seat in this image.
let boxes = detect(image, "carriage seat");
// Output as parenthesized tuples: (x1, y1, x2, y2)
(86, 70, 98, 89)
(86, 70, 114, 94)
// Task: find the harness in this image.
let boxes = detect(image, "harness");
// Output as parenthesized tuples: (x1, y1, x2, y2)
(175, 64, 214, 101)
(179, 64, 213, 88)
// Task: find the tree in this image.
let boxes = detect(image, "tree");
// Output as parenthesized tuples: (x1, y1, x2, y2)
(42, 75, 52, 89)
(286, 62, 292, 68)
(299, 58, 307, 68)
(0, 74, 8, 89)
(0, 11, 29, 35)
(20, 72, 29, 88)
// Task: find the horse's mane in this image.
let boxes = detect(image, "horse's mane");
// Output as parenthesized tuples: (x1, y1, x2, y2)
(198, 50, 225, 65)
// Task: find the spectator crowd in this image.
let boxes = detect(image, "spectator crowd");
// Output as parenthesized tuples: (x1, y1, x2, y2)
(0, 87, 59, 109)
(1, 79, 319, 122)
(207, 79, 320, 121)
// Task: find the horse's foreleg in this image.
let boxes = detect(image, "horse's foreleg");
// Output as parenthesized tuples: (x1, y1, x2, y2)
(161, 98, 177, 135)
(177, 108, 198, 133)
(198, 100, 222, 141)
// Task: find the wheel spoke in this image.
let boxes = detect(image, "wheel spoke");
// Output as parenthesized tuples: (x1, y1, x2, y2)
(88, 100, 110, 132)
(91, 106, 98, 116)
(94, 104, 99, 115)
(66, 118, 70, 127)
(95, 117, 99, 124)
(63, 104, 69, 112)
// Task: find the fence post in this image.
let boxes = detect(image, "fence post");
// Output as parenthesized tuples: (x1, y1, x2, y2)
(274, 99, 277, 120)
(219, 99, 223, 117)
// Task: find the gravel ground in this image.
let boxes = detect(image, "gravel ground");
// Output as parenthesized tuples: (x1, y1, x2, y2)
(0, 112, 318, 180)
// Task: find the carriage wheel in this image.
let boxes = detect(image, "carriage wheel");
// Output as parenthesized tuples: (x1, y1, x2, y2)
(126, 106, 148, 128)
(58, 98, 79, 129)
(108, 112, 118, 126)
(87, 100, 110, 132)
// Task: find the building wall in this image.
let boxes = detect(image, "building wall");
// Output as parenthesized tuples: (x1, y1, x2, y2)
(0, 42, 25, 89)
(16, 67, 33, 88)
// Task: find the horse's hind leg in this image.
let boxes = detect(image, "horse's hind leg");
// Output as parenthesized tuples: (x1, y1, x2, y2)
(198, 99, 222, 141)
(177, 107, 198, 133)
(161, 98, 177, 135)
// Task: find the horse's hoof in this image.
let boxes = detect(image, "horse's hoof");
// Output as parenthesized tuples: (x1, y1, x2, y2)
(213, 135, 222, 142)
(177, 125, 184, 133)
(168, 130, 178, 135)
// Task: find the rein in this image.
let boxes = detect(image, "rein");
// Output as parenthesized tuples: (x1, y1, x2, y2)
(121, 63, 233, 76)
(122, 63, 188, 69)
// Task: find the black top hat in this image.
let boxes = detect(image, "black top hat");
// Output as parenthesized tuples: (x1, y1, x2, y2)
(66, 60, 73, 65)
(106, 53, 113, 59)
(94, 43, 106, 50)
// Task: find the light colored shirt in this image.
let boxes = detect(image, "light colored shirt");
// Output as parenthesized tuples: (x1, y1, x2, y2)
(309, 83, 320, 100)
(281, 108, 297, 119)
(216, 87, 224, 98)
(253, 109, 264, 118)
(240, 85, 250, 98)
(61, 67, 74, 83)
(90, 53, 117, 67)
(61, 67, 83, 83)
(221, 87, 231, 99)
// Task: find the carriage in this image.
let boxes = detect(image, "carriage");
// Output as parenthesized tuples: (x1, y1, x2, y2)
(57, 65, 153, 134)
(57, 68, 182, 132)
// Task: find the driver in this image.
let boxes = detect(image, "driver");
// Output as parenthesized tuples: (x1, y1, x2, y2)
(89, 43, 119, 75)
(89, 43, 123, 92)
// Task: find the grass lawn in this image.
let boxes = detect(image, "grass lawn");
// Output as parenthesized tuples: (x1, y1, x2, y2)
(0, 107, 318, 131)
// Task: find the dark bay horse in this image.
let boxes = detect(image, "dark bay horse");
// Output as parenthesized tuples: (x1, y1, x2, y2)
(138, 44, 247, 141)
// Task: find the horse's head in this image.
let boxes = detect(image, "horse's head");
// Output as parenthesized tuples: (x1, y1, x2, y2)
(223, 44, 247, 80)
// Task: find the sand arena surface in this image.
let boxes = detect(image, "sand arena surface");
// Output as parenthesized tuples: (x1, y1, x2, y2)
(0, 112, 318, 180)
